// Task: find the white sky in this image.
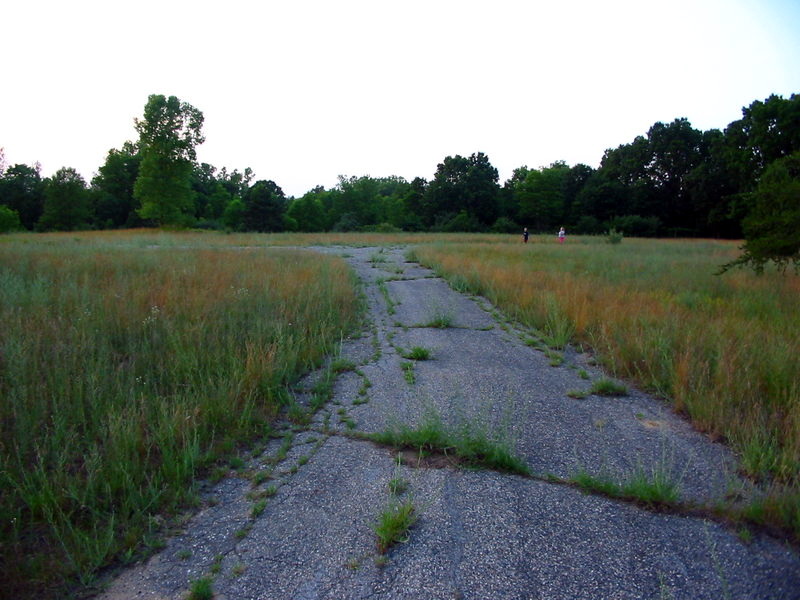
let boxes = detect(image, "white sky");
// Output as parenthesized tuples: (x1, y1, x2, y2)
(2, 0, 799, 197)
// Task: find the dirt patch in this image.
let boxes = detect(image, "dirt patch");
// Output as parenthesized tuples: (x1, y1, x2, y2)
(396, 448, 462, 470)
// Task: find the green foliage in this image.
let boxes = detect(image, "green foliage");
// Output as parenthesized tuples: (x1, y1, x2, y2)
(723, 151, 800, 273)
(38, 167, 91, 231)
(401, 361, 415, 384)
(427, 153, 499, 228)
(92, 142, 141, 228)
(369, 408, 531, 476)
(0, 205, 22, 232)
(188, 577, 214, 600)
(571, 464, 680, 507)
(243, 180, 286, 232)
(388, 476, 409, 496)
(401, 346, 431, 360)
(134, 94, 205, 226)
(286, 190, 327, 232)
(0, 239, 360, 596)
(607, 214, 662, 237)
(605, 228, 624, 244)
(222, 197, 245, 230)
(423, 307, 454, 328)
(0, 163, 44, 229)
(590, 378, 628, 396)
(373, 499, 417, 554)
(516, 161, 570, 232)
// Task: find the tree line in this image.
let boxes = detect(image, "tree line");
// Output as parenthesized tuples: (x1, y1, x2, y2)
(1, 93, 798, 251)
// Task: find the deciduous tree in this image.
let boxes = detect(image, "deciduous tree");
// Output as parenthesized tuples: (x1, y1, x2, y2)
(243, 180, 286, 232)
(133, 94, 204, 226)
(724, 151, 800, 273)
(38, 167, 90, 231)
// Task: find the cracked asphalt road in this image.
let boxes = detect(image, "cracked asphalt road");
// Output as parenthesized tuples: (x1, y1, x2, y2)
(96, 245, 800, 600)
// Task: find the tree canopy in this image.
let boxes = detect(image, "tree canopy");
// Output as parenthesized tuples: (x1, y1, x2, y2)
(2, 91, 799, 275)
(133, 94, 205, 226)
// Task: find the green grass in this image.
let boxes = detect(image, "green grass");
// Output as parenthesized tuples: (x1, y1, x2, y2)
(571, 464, 680, 507)
(0, 234, 361, 597)
(401, 361, 416, 384)
(377, 279, 397, 315)
(188, 577, 214, 600)
(251, 499, 268, 518)
(590, 378, 629, 397)
(401, 346, 432, 360)
(373, 499, 418, 554)
(368, 407, 531, 476)
(388, 476, 409, 496)
(423, 306, 454, 328)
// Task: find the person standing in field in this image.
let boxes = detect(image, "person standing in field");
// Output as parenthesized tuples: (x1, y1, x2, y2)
(558, 227, 566, 243)
(523, 227, 529, 243)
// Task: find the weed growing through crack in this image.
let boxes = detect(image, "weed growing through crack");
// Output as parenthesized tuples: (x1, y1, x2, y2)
(401, 346, 432, 360)
(264, 432, 294, 466)
(251, 499, 268, 518)
(373, 499, 418, 554)
(251, 470, 272, 486)
(369, 407, 531, 476)
(571, 462, 681, 507)
(210, 554, 223, 575)
(567, 389, 589, 399)
(188, 577, 214, 600)
(177, 549, 192, 560)
(369, 250, 388, 264)
(401, 362, 416, 384)
(389, 476, 409, 496)
(377, 279, 397, 315)
(590, 378, 628, 397)
(424, 306, 454, 328)
(330, 358, 357, 373)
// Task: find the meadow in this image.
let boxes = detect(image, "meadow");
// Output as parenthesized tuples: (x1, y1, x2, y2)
(0, 231, 360, 596)
(2, 229, 798, 597)
(409, 236, 800, 539)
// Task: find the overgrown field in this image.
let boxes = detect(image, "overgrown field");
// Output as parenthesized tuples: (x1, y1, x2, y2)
(410, 237, 800, 539)
(0, 234, 360, 597)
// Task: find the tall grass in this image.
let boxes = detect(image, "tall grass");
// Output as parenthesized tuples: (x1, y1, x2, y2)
(0, 228, 517, 249)
(0, 237, 360, 597)
(411, 238, 800, 538)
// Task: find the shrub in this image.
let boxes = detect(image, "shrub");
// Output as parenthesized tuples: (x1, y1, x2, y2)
(606, 228, 624, 244)
(0, 205, 22, 233)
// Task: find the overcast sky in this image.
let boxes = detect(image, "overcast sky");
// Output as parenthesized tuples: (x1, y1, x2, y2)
(2, 0, 799, 197)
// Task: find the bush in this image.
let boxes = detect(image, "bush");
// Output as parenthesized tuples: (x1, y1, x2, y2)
(608, 214, 662, 237)
(437, 211, 481, 232)
(606, 228, 624, 244)
(0, 205, 22, 233)
(491, 216, 519, 233)
(332, 213, 361, 232)
(724, 151, 800, 273)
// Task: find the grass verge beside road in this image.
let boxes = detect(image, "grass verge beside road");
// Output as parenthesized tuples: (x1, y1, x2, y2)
(0, 236, 360, 597)
(410, 237, 800, 541)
